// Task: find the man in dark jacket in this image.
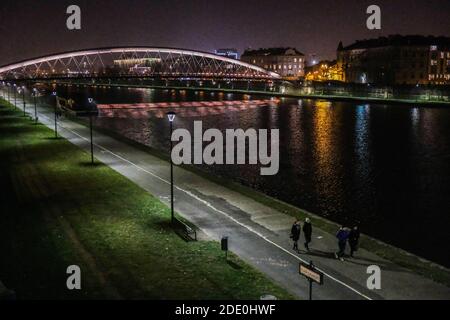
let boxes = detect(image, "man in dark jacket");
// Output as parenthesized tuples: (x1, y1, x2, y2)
(348, 226, 360, 257)
(303, 218, 312, 252)
(334, 226, 350, 261)
(291, 220, 301, 252)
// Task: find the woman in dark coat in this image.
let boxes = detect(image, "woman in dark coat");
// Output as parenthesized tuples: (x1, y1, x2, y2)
(303, 218, 312, 252)
(348, 226, 360, 257)
(291, 220, 301, 252)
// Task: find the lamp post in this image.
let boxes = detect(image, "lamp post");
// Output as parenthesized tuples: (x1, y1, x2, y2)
(13, 84, 17, 109)
(52, 91, 58, 138)
(166, 111, 176, 224)
(33, 88, 38, 124)
(17, 88, 22, 112)
(21, 86, 26, 117)
(88, 98, 95, 164)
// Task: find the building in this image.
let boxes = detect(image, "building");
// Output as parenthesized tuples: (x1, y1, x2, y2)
(215, 49, 239, 60)
(241, 48, 305, 79)
(337, 35, 450, 85)
(305, 60, 344, 82)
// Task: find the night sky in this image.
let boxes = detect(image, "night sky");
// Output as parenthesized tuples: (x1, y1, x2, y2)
(0, 0, 449, 66)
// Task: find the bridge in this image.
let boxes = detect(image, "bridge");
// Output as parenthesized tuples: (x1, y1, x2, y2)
(0, 47, 280, 81)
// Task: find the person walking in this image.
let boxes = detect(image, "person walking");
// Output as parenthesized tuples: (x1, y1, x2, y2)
(303, 218, 312, 252)
(335, 226, 350, 261)
(348, 226, 360, 257)
(291, 220, 301, 252)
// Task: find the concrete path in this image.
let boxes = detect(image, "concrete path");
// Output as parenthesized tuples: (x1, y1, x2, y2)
(3, 92, 450, 300)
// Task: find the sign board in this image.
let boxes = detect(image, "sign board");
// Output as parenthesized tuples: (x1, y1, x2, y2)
(299, 263, 324, 285)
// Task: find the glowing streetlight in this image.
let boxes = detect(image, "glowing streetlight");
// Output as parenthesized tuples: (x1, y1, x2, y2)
(52, 91, 58, 138)
(33, 88, 38, 124)
(6, 83, 10, 102)
(166, 111, 176, 224)
(21, 85, 26, 117)
(13, 84, 17, 109)
(88, 98, 95, 164)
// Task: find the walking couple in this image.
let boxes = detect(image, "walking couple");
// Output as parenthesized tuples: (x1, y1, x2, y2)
(290, 218, 312, 253)
(335, 226, 360, 261)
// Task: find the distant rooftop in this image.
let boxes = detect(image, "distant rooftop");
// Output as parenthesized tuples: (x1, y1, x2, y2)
(340, 35, 450, 51)
(242, 47, 304, 56)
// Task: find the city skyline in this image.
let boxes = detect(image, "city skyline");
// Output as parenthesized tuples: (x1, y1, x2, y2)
(1, 0, 450, 66)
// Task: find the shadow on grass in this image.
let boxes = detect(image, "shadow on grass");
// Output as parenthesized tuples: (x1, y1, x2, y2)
(226, 259, 243, 270)
(152, 219, 198, 242)
(152, 219, 175, 232)
(78, 161, 106, 168)
(43, 136, 64, 141)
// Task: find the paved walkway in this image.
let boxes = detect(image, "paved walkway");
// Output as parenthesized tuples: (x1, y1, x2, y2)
(3, 92, 450, 300)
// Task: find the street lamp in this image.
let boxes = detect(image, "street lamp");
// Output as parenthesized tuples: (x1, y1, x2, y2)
(7, 83, 10, 102)
(52, 91, 58, 138)
(13, 84, 17, 109)
(166, 111, 176, 224)
(17, 87, 22, 111)
(21, 86, 26, 117)
(33, 88, 38, 124)
(88, 98, 95, 164)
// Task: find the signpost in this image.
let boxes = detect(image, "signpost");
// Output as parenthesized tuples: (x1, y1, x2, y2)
(299, 261, 324, 300)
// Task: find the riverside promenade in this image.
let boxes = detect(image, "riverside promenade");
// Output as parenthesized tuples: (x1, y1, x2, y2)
(4, 92, 450, 300)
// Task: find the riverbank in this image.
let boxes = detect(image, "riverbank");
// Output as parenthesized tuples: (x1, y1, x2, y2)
(0, 99, 294, 299)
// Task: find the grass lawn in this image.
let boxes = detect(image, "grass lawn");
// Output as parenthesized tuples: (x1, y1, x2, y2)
(0, 100, 294, 300)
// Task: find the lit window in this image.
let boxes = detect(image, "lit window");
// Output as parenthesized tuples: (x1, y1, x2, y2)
(294, 58, 297, 62)
(431, 60, 437, 66)
(431, 45, 437, 51)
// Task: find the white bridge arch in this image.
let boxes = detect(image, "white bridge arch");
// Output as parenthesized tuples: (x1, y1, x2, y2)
(0, 47, 280, 80)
